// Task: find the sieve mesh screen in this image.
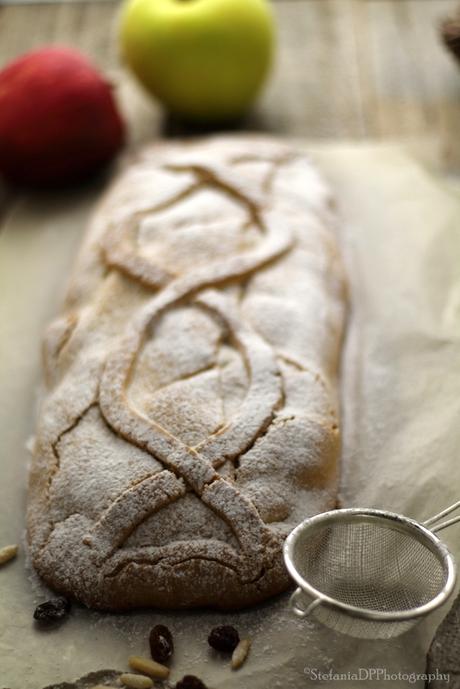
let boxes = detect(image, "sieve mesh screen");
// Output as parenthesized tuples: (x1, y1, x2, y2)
(293, 518, 447, 613)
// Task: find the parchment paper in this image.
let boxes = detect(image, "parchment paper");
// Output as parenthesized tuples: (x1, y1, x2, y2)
(1, 143, 460, 689)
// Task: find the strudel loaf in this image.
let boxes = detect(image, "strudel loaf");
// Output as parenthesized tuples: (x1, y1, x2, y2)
(27, 135, 347, 609)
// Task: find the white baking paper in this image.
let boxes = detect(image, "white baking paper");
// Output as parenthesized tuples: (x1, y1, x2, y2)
(1, 143, 460, 689)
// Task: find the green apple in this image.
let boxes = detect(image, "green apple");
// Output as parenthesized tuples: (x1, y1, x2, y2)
(119, 0, 275, 122)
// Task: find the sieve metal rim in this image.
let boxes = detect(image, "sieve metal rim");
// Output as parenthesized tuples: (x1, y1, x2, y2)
(283, 507, 457, 623)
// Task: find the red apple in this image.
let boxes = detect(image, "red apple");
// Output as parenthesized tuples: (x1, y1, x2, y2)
(0, 47, 125, 188)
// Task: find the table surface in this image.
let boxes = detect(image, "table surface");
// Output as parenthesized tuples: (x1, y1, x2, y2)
(1, 0, 460, 174)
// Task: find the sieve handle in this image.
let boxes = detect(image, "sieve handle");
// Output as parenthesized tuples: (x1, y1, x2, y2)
(424, 500, 460, 533)
(290, 588, 322, 618)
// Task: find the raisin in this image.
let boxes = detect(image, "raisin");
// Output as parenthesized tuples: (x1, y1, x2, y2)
(149, 624, 174, 663)
(176, 676, 207, 689)
(33, 597, 71, 625)
(207, 625, 240, 653)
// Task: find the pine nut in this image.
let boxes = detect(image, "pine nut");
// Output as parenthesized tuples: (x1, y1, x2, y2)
(128, 655, 170, 679)
(120, 673, 153, 689)
(0, 544, 18, 566)
(231, 638, 251, 670)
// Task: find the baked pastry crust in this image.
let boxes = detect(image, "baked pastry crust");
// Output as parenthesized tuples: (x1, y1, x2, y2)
(27, 135, 347, 609)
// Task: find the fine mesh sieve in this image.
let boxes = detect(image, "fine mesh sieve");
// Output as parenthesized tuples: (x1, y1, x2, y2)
(283, 503, 460, 639)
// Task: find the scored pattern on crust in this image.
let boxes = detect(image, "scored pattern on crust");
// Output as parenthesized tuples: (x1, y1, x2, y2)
(29, 138, 346, 608)
(96, 172, 294, 582)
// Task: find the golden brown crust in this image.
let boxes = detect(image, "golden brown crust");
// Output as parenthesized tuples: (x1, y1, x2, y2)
(27, 135, 346, 609)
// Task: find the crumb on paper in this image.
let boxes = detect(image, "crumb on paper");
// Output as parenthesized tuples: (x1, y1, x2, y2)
(25, 435, 36, 455)
(42, 670, 122, 689)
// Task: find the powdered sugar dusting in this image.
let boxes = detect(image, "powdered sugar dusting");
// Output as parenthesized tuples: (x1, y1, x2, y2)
(27, 135, 346, 612)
